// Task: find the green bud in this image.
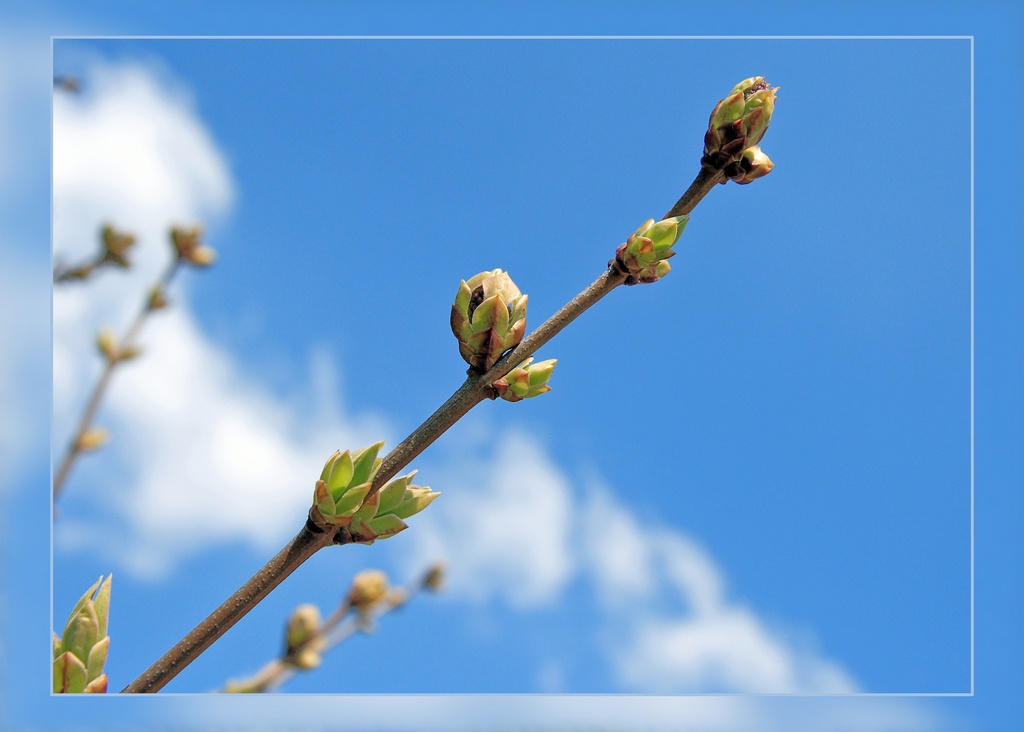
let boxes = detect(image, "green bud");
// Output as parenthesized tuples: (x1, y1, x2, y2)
(492, 357, 558, 402)
(450, 269, 528, 373)
(346, 471, 440, 545)
(613, 216, 688, 285)
(312, 442, 386, 526)
(53, 575, 111, 693)
(703, 76, 778, 171)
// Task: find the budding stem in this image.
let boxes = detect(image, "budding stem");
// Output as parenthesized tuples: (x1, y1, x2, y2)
(123, 162, 728, 692)
(52, 259, 181, 502)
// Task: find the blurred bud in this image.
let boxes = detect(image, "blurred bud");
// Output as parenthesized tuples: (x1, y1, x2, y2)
(423, 563, 445, 592)
(491, 357, 558, 402)
(53, 575, 111, 693)
(347, 570, 389, 610)
(170, 225, 217, 267)
(53, 75, 81, 93)
(450, 269, 528, 373)
(147, 286, 168, 311)
(96, 329, 118, 362)
(118, 345, 143, 361)
(612, 216, 688, 285)
(100, 225, 136, 268)
(703, 76, 778, 171)
(76, 427, 109, 453)
(723, 145, 775, 185)
(284, 604, 322, 660)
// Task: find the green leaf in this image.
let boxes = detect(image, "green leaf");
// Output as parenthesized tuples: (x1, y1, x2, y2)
(376, 473, 412, 517)
(333, 482, 372, 518)
(326, 450, 354, 498)
(454, 280, 472, 313)
(86, 636, 109, 683)
(391, 488, 440, 520)
(314, 479, 336, 516)
(54, 651, 87, 693)
(367, 513, 409, 540)
(350, 441, 385, 487)
(61, 605, 98, 669)
(93, 575, 112, 639)
(319, 450, 341, 483)
(68, 577, 102, 622)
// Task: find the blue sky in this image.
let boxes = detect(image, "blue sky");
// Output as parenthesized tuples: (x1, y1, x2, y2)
(1, 2, 1022, 731)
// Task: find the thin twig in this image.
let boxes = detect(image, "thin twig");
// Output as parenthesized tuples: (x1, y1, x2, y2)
(122, 163, 726, 693)
(225, 569, 436, 693)
(52, 260, 180, 501)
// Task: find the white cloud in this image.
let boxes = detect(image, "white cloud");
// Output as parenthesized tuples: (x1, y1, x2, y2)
(410, 428, 857, 694)
(410, 429, 574, 608)
(582, 485, 857, 694)
(52, 60, 387, 576)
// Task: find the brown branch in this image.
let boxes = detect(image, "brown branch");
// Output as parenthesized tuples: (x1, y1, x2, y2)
(121, 522, 338, 693)
(122, 162, 729, 692)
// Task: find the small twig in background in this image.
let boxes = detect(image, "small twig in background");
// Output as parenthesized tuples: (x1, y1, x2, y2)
(223, 564, 444, 693)
(52, 225, 216, 502)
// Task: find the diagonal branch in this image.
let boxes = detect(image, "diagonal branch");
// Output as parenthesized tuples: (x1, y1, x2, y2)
(121, 163, 725, 693)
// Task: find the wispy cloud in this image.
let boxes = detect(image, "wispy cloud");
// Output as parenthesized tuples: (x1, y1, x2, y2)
(409, 425, 858, 693)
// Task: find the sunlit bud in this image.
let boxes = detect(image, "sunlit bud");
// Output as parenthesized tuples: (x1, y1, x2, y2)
(724, 145, 775, 185)
(450, 269, 528, 373)
(703, 76, 778, 171)
(76, 427, 109, 452)
(612, 216, 688, 285)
